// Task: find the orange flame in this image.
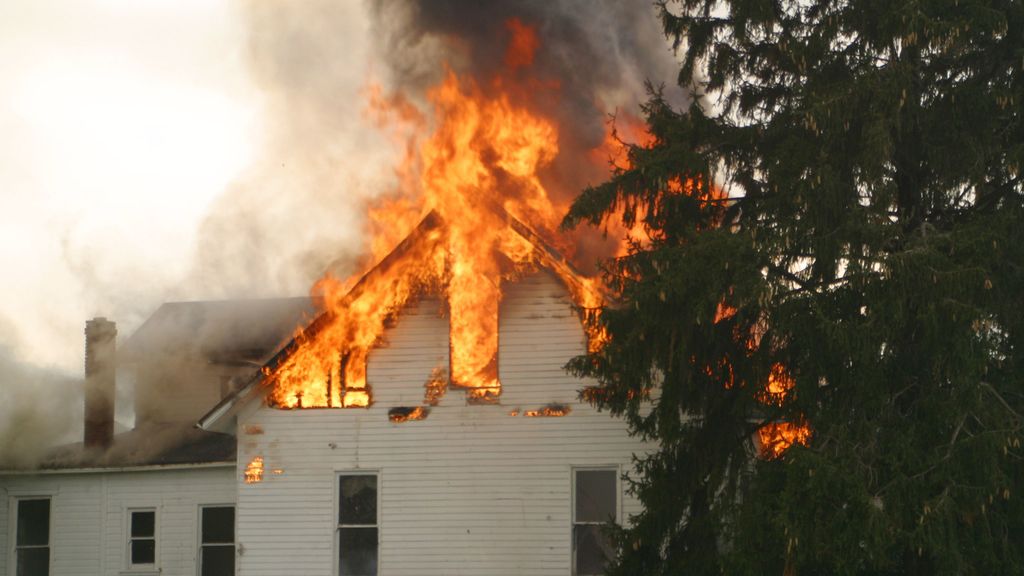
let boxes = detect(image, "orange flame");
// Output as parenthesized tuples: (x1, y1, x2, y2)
(244, 456, 264, 484)
(267, 20, 608, 408)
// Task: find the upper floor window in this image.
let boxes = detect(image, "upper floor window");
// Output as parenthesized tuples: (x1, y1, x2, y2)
(338, 473, 378, 576)
(15, 497, 50, 576)
(127, 509, 156, 568)
(200, 506, 235, 576)
(573, 468, 618, 575)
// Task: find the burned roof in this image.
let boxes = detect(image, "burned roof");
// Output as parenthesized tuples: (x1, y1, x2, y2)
(37, 422, 235, 471)
(197, 208, 605, 429)
(121, 297, 316, 365)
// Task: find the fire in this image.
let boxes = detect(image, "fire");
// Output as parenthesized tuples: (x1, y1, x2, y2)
(756, 365, 811, 460)
(757, 422, 812, 460)
(523, 404, 572, 417)
(244, 456, 264, 484)
(267, 19, 605, 409)
(714, 304, 811, 458)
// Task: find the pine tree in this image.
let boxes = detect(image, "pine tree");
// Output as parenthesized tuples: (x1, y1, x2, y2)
(564, 1, 1024, 574)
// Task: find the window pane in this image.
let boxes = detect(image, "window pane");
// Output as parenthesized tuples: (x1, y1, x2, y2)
(339, 527, 377, 576)
(131, 539, 156, 565)
(200, 545, 235, 576)
(202, 507, 235, 544)
(16, 547, 49, 576)
(131, 511, 155, 538)
(574, 524, 612, 575)
(575, 470, 616, 522)
(339, 475, 377, 525)
(17, 499, 50, 547)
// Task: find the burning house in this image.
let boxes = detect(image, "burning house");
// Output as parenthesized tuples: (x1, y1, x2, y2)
(0, 212, 649, 575)
(0, 5, 690, 574)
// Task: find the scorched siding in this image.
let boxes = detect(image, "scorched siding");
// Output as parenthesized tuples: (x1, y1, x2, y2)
(235, 272, 649, 576)
(1, 466, 234, 576)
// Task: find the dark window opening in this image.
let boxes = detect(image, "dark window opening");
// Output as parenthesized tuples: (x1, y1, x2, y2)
(338, 474, 378, 576)
(573, 469, 617, 575)
(200, 506, 235, 576)
(129, 510, 156, 566)
(16, 498, 50, 576)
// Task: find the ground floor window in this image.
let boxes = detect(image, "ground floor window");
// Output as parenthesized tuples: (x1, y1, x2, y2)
(15, 497, 50, 576)
(200, 506, 235, 576)
(127, 509, 156, 568)
(573, 468, 618, 575)
(338, 473, 378, 576)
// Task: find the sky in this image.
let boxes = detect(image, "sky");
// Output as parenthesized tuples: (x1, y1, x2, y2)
(0, 0, 382, 371)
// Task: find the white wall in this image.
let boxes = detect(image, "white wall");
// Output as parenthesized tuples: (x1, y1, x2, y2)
(236, 272, 650, 575)
(1, 465, 235, 575)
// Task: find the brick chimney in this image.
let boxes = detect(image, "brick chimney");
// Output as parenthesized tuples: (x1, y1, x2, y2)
(84, 317, 117, 449)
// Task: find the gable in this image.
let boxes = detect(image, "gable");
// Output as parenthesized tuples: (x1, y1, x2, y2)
(198, 210, 602, 430)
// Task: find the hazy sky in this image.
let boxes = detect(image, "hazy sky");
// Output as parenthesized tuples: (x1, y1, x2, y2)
(0, 0, 362, 371)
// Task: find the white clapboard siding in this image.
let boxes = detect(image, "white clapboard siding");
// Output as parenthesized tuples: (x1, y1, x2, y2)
(236, 271, 650, 576)
(0, 466, 234, 576)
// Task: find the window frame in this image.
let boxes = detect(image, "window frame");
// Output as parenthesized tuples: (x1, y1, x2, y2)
(125, 507, 158, 571)
(571, 466, 621, 576)
(197, 504, 235, 576)
(10, 496, 53, 576)
(334, 470, 380, 576)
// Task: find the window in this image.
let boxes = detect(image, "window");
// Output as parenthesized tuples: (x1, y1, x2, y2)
(573, 469, 618, 575)
(337, 474, 378, 576)
(200, 506, 235, 576)
(15, 498, 50, 576)
(127, 509, 156, 568)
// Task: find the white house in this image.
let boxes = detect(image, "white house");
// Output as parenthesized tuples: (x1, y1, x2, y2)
(1, 217, 650, 576)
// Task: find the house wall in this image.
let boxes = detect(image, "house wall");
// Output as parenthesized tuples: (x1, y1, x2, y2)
(0, 465, 235, 576)
(235, 271, 651, 575)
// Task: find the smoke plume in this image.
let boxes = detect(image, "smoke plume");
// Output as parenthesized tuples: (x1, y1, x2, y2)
(0, 318, 82, 469)
(191, 0, 681, 292)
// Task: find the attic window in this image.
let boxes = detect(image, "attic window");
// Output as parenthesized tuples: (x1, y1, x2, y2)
(449, 291, 501, 403)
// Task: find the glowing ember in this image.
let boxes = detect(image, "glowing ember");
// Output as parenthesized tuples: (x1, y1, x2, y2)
(523, 404, 571, 417)
(423, 367, 448, 406)
(244, 456, 264, 484)
(388, 406, 430, 423)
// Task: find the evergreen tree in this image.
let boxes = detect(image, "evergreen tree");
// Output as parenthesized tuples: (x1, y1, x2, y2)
(564, 1, 1024, 574)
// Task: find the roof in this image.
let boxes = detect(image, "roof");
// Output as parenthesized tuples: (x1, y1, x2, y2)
(35, 422, 235, 471)
(197, 209, 604, 432)
(121, 297, 316, 365)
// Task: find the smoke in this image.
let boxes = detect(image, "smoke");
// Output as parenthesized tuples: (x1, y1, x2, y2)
(368, 0, 682, 203)
(187, 0, 396, 298)
(190, 0, 682, 294)
(0, 0, 682, 466)
(0, 317, 82, 469)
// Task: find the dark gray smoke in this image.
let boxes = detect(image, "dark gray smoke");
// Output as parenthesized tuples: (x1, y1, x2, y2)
(370, 0, 682, 203)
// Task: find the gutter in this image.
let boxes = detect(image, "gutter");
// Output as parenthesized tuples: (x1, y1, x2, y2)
(0, 461, 236, 476)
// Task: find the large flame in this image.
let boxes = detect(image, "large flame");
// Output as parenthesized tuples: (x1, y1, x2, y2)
(268, 19, 603, 408)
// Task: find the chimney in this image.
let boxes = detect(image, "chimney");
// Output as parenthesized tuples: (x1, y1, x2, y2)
(84, 317, 117, 449)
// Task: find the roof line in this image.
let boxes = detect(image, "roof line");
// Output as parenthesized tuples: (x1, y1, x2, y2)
(197, 211, 445, 430)
(197, 208, 603, 430)
(0, 461, 235, 476)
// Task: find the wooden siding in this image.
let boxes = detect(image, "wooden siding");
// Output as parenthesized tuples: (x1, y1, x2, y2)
(236, 271, 650, 575)
(0, 466, 234, 575)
